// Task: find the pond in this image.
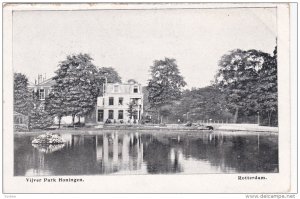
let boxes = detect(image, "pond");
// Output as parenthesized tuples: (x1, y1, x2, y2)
(14, 131, 278, 176)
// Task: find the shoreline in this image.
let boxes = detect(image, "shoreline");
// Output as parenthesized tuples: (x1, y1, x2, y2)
(14, 124, 278, 135)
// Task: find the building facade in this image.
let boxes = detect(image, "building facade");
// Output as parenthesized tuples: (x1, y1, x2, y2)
(96, 81, 143, 123)
(28, 74, 82, 125)
(28, 74, 55, 101)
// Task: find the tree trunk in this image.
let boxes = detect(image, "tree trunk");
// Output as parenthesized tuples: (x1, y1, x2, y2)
(268, 111, 272, 126)
(72, 114, 75, 128)
(78, 116, 81, 124)
(157, 110, 160, 124)
(233, 107, 239, 123)
(28, 116, 31, 130)
(161, 115, 163, 124)
(58, 116, 61, 129)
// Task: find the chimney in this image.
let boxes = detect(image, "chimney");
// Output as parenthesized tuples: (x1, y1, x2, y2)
(38, 74, 42, 84)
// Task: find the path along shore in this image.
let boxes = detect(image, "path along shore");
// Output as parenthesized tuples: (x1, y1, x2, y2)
(100, 123, 278, 132)
(15, 123, 278, 134)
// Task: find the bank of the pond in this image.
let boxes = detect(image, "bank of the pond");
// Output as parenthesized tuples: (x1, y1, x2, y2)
(99, 124, 278, 132)
(15, 123, 278, 135)
(214, 123, 278, 132)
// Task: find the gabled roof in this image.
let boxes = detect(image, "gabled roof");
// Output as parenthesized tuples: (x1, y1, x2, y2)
(38, 78, 55, 86)
(28, 78, 55, 87)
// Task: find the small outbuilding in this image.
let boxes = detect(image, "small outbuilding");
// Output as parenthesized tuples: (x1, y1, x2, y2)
(14, 111, 29, 131)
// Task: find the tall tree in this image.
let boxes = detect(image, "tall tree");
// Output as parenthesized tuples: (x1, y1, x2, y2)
(14, 73, 32, 115)
(257, 46, 278, 126)
(216, 48, 277, 125)
(52, 53, 99, 125)
(147, 57, 186, 123)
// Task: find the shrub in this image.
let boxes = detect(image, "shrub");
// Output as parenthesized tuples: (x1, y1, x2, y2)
(29, 109, 54, 130)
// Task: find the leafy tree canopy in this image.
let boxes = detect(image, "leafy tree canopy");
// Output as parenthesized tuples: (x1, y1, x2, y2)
(215, 47, 277, 125)
(168, 86, 232, 122)
(14, 73, 32, 115)
(52, 53, 99, 122)
(147, 57, 186, 109)
(49, 54, 123, 125)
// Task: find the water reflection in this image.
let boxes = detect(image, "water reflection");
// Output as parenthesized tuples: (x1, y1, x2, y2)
(14, 131, 278, 176)
(32, 144, 65, 154)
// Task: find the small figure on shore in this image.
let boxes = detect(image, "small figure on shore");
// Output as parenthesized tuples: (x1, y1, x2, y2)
(207, 126, 214, 130)
(178, 119, 181, 124)
(185, 121, 192, 127)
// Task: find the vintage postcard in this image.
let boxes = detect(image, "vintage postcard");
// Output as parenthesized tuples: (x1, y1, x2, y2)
(2, 3, 294, 194)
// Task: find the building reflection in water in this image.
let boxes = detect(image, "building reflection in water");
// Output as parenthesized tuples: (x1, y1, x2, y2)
(94, 132, 143, 174)
(14, 131, 278, 176)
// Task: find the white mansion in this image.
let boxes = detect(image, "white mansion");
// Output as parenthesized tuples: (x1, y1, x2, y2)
(96, 80, 143, 124)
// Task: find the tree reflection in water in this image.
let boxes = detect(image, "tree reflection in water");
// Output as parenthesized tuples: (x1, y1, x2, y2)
(32, 143, 65, 154)
(14, 131, 278, 176)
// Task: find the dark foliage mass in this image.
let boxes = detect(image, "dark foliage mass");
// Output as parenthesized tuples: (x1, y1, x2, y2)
(14, 54, 122, 130)
(144, 47, 277, 126)
(14, 73, 32, 115)
(146, 57, 186, 122)
(47, 54, 121, 127)
(14, 73, 53, 129)
(29, 107, 54, 129)
(50, 53, 99, 125)
(215, 47, 277, 126)
(144, 86, 233, 123)
(171, 86, 233, 123)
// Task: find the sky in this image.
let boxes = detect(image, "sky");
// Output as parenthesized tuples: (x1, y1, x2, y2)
(13, 8, 277, 88)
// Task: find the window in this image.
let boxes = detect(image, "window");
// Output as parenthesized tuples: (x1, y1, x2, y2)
(98, 110, 104, 122)
(39, 89, 45, 100)
(118, 110, 123, 119)
(118, 97, 123, 105)
(114, 85, 119, 93)
(133, 86, 138, 93)
(133, 111, 138, 120)
(109, 97, 114, 105)
(108, 110, 114, 119)
(131, 98, 138, 105)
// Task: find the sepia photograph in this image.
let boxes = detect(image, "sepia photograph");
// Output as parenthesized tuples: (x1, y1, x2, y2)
(3, 2, 294, 194)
